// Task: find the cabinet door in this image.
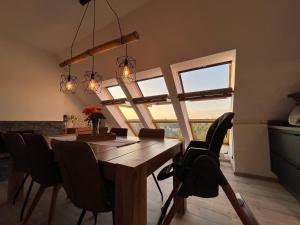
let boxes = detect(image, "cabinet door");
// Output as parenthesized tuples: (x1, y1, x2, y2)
(271, 153, 300, 200)
(269, 129, 300, 168)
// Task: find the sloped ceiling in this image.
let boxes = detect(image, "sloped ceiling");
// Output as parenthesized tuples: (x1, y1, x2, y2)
(0, 0, 152, 54)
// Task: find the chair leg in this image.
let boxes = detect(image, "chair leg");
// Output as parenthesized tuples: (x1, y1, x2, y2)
(13, 173, 29, 205)
(220, 172, 260, 225)
(20, 179, 34, 221)
(152, 173, 163, 202)
(112, 210, 115, 225)
(22, 185, 47, 225)
(48, 185, 61, 225)
(93, 212, 98, 225)
(77, 209, 86, 225)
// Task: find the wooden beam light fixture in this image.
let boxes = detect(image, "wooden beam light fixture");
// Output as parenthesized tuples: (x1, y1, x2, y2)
(60, 0, 139, 93)
(59, 31, 140, 68)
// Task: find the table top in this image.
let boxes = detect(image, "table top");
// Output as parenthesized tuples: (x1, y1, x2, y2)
(47, 134, 183, 172)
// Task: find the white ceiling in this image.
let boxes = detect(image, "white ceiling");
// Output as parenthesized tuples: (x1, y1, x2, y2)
(0, 0, 151, 54)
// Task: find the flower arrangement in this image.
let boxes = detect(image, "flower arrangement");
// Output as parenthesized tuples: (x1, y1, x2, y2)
(82, 106, 106, 125)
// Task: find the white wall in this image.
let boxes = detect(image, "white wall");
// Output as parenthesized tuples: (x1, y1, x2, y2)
(57, 0, 300, 177)
(0, 35, 84, 121)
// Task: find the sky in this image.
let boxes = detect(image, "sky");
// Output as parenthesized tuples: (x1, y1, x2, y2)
(107, 64, 231, 120)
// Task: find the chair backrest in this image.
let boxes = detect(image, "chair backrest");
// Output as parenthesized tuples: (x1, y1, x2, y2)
(22, 134, 61, 186)
(207, 112, 234, 156)
(0, 132, 8, 153)
(138, 128, 165, 139)
(99, 127, 108, 134)
(1, 133, 29, 172)
(51, 140, 112, 212)
(110, 128, 128, 137)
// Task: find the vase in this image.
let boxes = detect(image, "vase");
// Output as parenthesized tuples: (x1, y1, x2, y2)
(91, 119, 100, 136)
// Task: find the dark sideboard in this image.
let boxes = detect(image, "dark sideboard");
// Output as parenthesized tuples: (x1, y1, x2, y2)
(268, 122, 300, 200)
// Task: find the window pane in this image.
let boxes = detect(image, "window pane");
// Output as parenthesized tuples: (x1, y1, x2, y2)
(191, 122, 230, 143)
(129, 122, 143, 135)
(191, 122, 211, 141)
(147, 104, 177, 120)
(137, 77, 168, 97)
(186, 98, 231, 120)
(180, 63, 230, 93)
(156, 123, 183, 139)
(119, 105, 139, 120)
(107, 86, 126, 99)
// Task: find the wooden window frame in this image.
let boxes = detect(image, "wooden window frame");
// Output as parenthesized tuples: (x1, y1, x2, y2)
(178, 61, 233, 95)
(135, 75, 166, 97)
(106, 85, 127, 100)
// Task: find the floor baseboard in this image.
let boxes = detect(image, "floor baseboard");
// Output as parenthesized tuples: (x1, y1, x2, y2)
(234, 172, 278, 182)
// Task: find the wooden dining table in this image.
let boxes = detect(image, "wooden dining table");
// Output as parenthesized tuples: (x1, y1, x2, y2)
(6, 135, 186, 225)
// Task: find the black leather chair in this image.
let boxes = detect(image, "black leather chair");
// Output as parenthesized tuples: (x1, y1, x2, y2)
(110, 128, 128, 137)
(157, 113, 259, 225)
(22, 134, 61, 225)
(138, 128, 165, 201)
(1, 133, 33, 221)
(51, 140, 114, 225)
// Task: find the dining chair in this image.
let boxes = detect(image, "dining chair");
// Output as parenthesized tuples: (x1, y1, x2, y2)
(1, 132, 34, 221)
(99, 127, 109, 134)
(51, 140, 114, 225)
(0, 132, 9, 160)
(22, 134, 61, 225)
(110, 128, 128, 137)
(138, 128, 165, 202)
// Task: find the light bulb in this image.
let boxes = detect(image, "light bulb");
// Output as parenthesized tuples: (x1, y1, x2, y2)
(66, 81, 73, 91)
(123, 65, 131, 78)
(88, 79, 96, 90)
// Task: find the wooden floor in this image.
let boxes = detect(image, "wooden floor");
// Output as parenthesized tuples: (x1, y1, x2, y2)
(0, 162, 299, 225)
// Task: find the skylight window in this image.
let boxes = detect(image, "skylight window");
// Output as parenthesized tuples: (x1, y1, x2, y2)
(107, 85, 126, 99)
(119, 105, 139, 120)
(180, 63, 230, 93)
(186, 98, 231, 120)
(147, 103, 177, 120)
(137, 76, 169, 97)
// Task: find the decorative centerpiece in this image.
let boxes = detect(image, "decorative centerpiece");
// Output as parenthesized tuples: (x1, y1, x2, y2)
(82, 106, 106, 136)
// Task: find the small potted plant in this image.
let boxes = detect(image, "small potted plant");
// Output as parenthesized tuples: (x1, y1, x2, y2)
(82, 106, 106, 136)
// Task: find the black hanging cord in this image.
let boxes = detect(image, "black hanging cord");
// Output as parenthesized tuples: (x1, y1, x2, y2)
(104, 0, 123, 39)
(68, 2, 90, 75)
(104, 0, 128, 57)
(92, 0, 96, 73)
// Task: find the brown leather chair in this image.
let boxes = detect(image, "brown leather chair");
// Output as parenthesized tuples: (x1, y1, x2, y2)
(110, 128, 128, 137)
(99, 127, 109, 134)
(51, 140, 114, 225)
(138, 128, 165, 201)
(1, 133, 33, 221)
(138, 128, 165, 139)
(22, 134, 61, 225)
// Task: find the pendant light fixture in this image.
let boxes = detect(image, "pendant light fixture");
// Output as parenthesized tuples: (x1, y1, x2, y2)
(60, 2, 90, 93)
(104, 0, 136, 83)
(83, 0, 102, 93)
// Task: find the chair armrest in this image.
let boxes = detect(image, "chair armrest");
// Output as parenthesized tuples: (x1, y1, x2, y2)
(187, 141, 208, 150)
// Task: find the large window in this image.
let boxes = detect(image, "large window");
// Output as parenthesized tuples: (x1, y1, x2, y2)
(107, 85, 126, 99)
(135, 76, 182, 139)
(147, 103, 183, 139)
(179, 62, 232, 142)
(180, 62, 230, 93)
(137, 76, 169, 97)
(106, 85, 143, 136)
(118, 103, 143, 135)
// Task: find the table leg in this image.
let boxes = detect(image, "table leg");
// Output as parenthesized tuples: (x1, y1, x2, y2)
(173, 144, 186, 216)
(7, 161, 25, 204)
(114, 165, 147, 225)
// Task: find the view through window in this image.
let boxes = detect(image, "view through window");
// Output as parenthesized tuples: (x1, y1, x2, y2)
(179, 62, 232, 142)
(136, 76, 183, 139)
(106, 85, 143, 135)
